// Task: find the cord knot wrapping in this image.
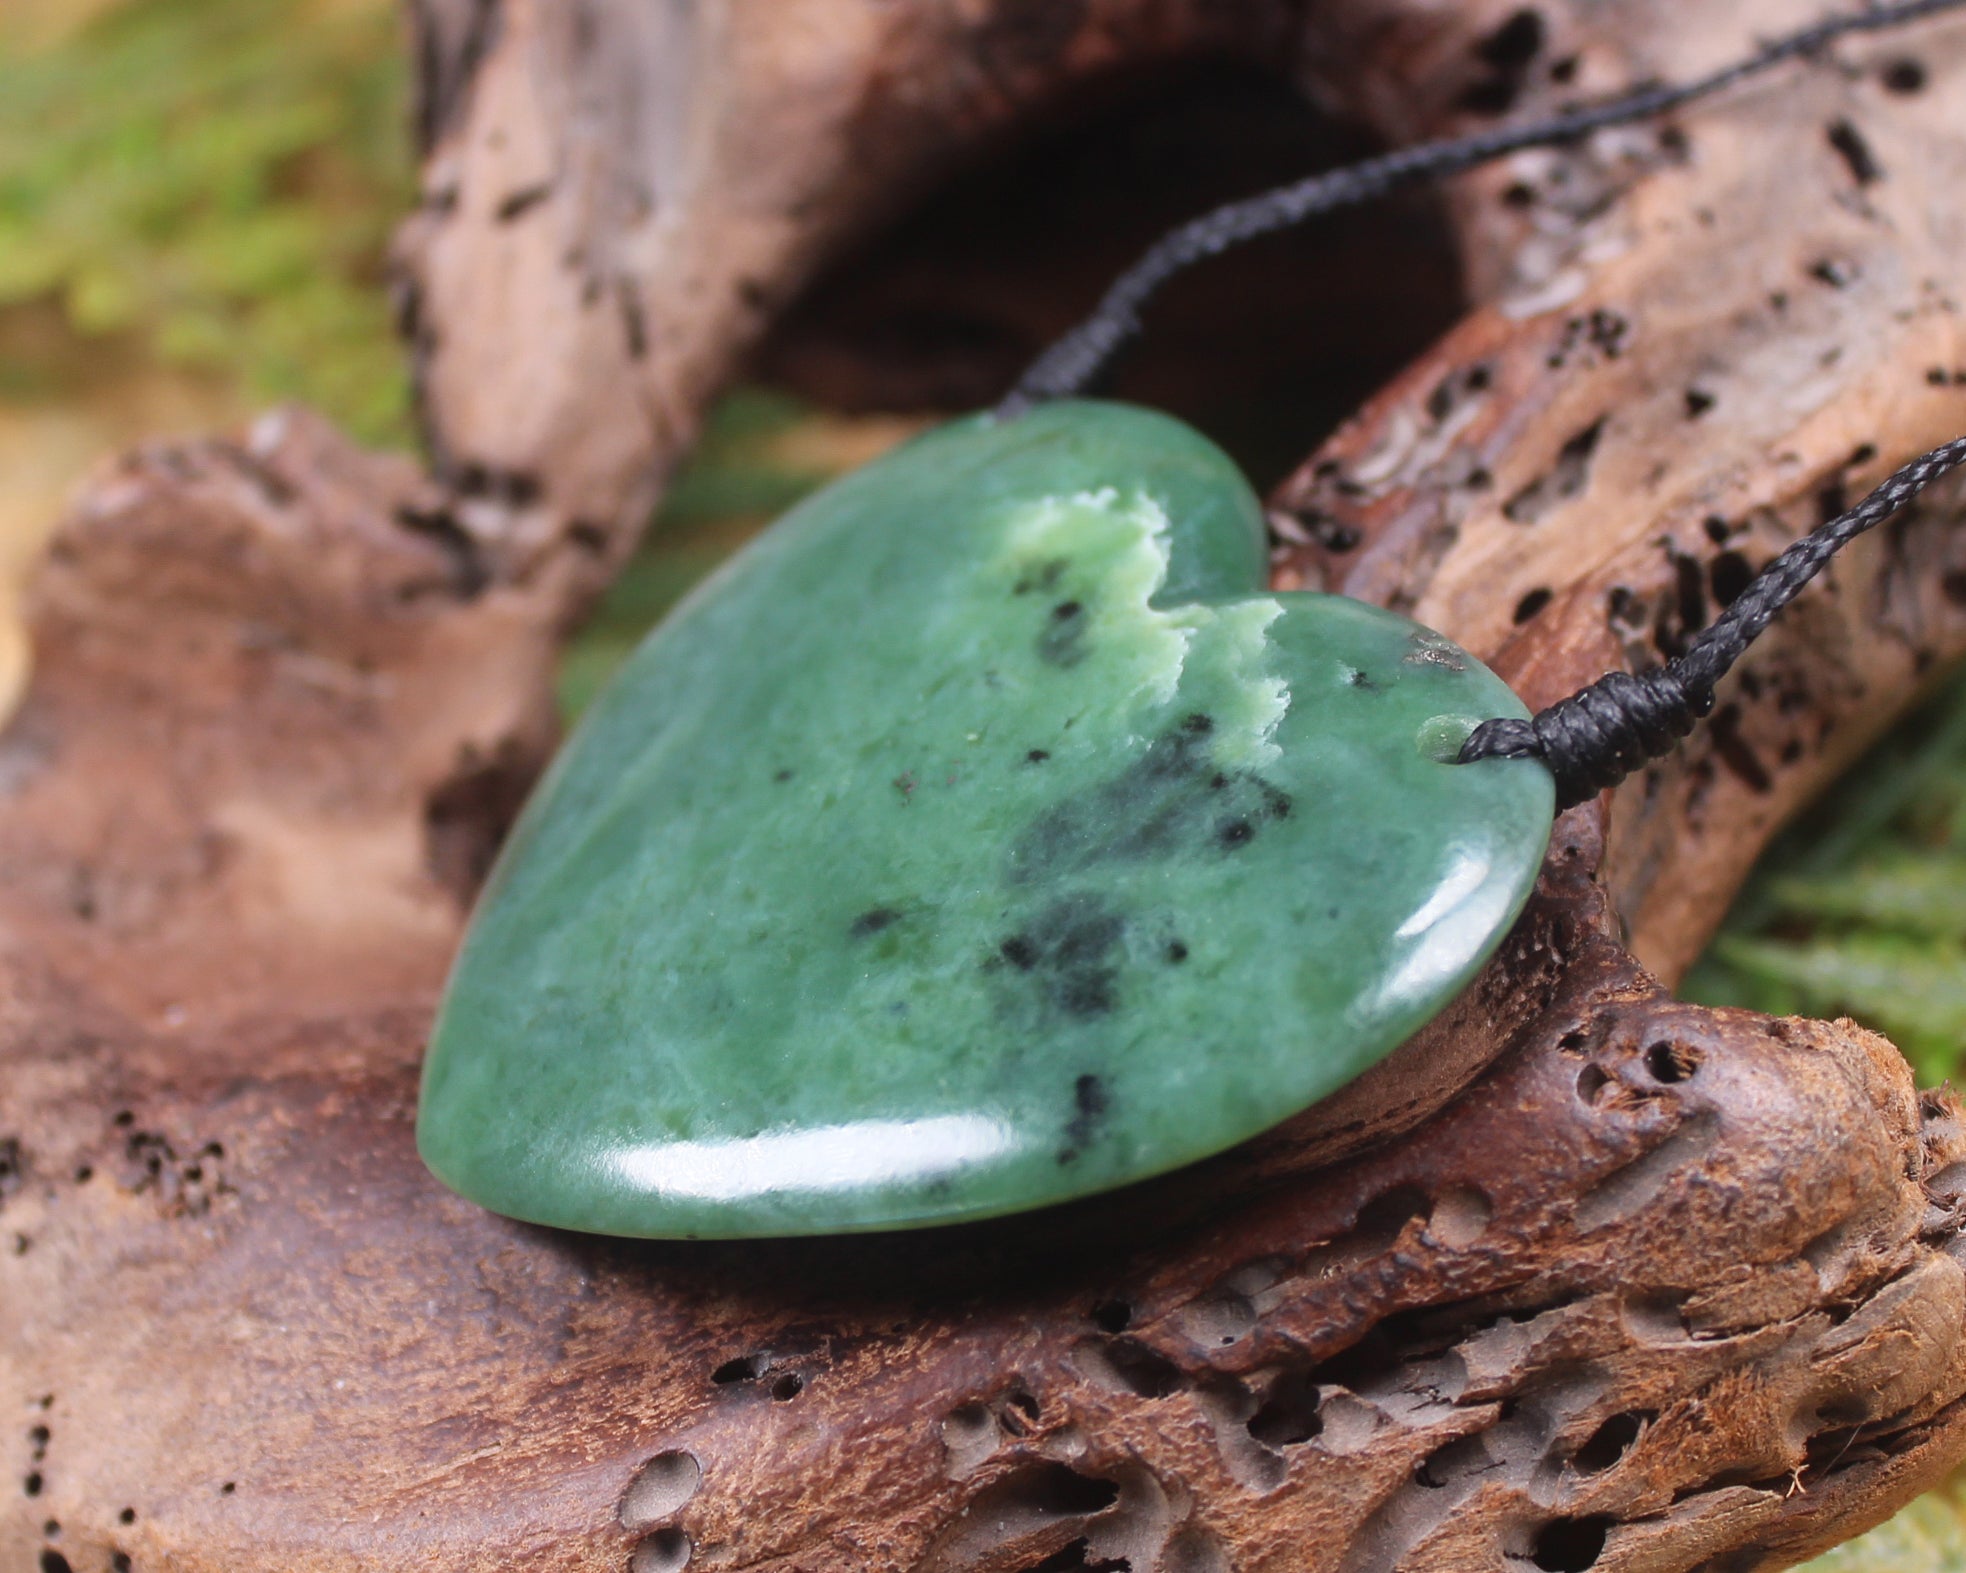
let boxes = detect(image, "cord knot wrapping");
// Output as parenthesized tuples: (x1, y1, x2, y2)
(1454, 428, 1966, 813)
(1458, 667, 1711, 811)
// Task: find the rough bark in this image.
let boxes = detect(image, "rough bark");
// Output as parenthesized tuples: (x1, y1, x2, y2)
(10, 2, 1966, 1572)
(391, 0, 1301, 608)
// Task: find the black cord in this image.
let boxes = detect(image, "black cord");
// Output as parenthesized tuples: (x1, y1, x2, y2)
(1460, 435, 1966, 808)
(999, 0, 1966, 416)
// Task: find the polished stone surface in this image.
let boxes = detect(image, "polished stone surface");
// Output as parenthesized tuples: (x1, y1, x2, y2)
(417, 401, 1553, 1237)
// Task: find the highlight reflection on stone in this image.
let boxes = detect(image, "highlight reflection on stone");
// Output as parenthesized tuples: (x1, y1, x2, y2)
(603, 1116, 1018, 1203)
(416, 401, 1554, 1238)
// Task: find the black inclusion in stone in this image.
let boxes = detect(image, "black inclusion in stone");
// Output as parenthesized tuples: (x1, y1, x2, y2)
(1057, 970, 1116, 1018)
(1026, 749, 1051, 764)
(1058, 1073, 1111, 1165)
(849, 907, 901, 939)
(990, 895, 1127, 1023)
(773, 768, 793, 782)
(1049, 898, 1125, 1017)
(1010, 713, 1293, 880)
(1038, 598, 1090, 667)
(1000, 934, 1040, 970)
(1013, 558, 1067, 596)
(1165, 940, 1189, 964)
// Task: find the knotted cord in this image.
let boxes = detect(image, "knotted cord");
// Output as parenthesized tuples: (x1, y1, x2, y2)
(1458, 437, 1966, 807)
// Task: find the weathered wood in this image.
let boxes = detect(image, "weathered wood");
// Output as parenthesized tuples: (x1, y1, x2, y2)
(391, 0, 1300, 605)
(9, 2, 1966, 1570)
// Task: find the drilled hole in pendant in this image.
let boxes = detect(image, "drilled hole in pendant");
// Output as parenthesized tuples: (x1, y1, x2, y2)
(1416, 714, 1481, 764)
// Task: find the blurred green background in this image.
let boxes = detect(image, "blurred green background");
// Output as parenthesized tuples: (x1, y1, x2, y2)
(2, 2, 1963, 1565)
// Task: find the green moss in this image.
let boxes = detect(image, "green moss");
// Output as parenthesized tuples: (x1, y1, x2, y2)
(0, 0, 414, 443)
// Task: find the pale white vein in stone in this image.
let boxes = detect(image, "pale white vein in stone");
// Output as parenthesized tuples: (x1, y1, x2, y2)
(997, 489, 1291, 764)
(1194, 596, 1290, 770)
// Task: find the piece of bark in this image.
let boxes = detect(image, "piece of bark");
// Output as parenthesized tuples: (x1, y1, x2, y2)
(11, 4, 1966, 1573)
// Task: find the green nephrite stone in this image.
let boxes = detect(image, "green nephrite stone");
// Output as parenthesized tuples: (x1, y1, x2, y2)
(417, 400, 1554, 1238)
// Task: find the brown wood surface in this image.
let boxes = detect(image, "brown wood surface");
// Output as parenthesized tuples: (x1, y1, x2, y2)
(10, 2, 1966, 1570)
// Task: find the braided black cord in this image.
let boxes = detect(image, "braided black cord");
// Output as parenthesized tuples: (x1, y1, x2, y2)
(999, 0, 1966, 416)
(1459, 434, 1966, 808)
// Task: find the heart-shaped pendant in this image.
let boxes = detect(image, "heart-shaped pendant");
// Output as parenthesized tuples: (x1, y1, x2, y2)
(417, 401, 1553, 1238)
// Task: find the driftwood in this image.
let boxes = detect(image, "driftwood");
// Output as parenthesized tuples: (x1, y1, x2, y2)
(11, 1, 1966, 1570)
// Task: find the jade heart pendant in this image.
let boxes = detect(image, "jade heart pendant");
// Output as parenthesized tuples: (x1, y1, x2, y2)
(417, 401, 1554, 1238)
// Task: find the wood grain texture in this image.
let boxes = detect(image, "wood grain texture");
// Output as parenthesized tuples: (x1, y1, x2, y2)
(10, 2, 1966, 1570)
